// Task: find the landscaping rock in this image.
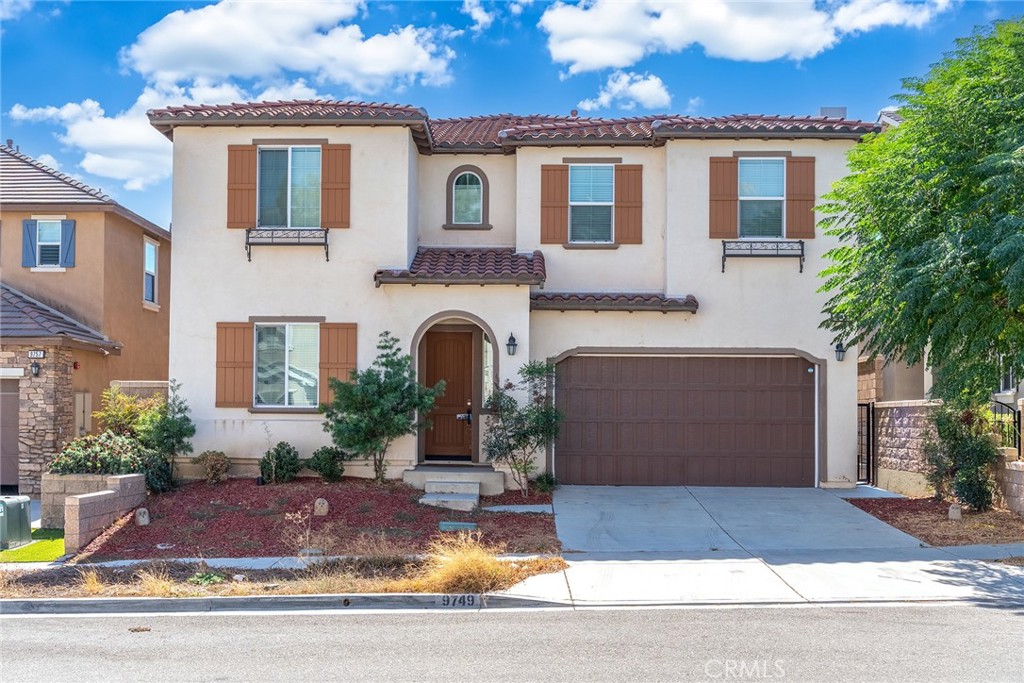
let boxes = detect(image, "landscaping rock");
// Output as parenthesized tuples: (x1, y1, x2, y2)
(948, 504, 962, 521)
(313, 498, 329, 516)
(135, 508, 150, 526)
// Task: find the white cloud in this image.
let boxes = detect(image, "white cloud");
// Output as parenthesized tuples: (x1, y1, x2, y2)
(461, 0, 494, 34)
(121, 0, 454, 92)
(540, 0, 957, 74)
(684, 96, 704, 115)
(578, 71, 671, 112)
(35, 153, 60, 171)
(10, 0, 460, 192)
(509, 0, 534, 17)
(1, 0, 34, 21)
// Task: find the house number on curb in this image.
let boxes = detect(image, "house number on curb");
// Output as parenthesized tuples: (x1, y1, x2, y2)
(27, 350, 46, 359)
(438, 594, 477, 607)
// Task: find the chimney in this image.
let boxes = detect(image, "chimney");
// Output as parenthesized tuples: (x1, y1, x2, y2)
(819, 106, 847, 119)
(4, 139, 11, 148)
(570, 109, 578, 118)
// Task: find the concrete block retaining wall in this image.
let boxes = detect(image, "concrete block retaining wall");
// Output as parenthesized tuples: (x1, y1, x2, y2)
(63, 474, 146, 553)
(41, 473, 111, 528)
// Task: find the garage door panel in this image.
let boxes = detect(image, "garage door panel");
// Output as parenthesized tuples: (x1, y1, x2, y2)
(556, 355, 815, 486)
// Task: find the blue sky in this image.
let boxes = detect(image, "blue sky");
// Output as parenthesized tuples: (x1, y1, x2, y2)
(2, 0, 1020, 226)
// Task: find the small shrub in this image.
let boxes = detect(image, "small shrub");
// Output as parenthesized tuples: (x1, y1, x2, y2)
(49, 431, 148, 475)
(532, 472, 559, 494)
(925, 405, 1002, 511)
(306, 446, 350, 483)
(92, 386, 163, 438)
(192, 450, 230, 484)
(137, 380, 196, 478)
(260, 442, 302, 484)
(141, 449, 175, 494)
(188, 571, 226, 586)
(923, 438, 953, 500)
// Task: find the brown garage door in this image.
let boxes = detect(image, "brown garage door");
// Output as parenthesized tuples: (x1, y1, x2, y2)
(555, 356, 816, 486)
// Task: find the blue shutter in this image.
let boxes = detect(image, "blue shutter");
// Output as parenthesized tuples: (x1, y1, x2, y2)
(59, 220, 76, 267)
(21, 220, 37, 267)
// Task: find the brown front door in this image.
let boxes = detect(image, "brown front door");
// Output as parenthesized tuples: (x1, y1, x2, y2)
(423, 330, 474, 460)
(556, 356, 816, 486)
(1, 379, 20, 492)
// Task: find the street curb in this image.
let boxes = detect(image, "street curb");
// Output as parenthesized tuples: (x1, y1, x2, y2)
(0, 592, 571, 615)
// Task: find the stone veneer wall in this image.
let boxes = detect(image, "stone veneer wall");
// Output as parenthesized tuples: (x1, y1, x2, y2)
(40, 472, 112, 528)
(0, 344, 75, 495)
(62, 473, 146, 553)
(874, 400, 937, 497)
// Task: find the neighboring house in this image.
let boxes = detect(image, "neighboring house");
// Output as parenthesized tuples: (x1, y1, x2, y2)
(148, 100, 876, 489)
(0, 143, 171, 494)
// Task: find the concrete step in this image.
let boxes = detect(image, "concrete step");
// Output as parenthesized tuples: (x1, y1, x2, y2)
(425, 481, 480, 495)
(403, 466, 505, 495)
(419, 492, 479, 512)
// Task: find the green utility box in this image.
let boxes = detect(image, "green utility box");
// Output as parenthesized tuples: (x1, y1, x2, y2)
(0, 495, 33, 550)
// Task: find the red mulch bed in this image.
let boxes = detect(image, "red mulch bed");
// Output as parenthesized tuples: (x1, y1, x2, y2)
(83, 478, 559, 561)
(481, 489, 553, 506)
(849, 497, 1024, 547)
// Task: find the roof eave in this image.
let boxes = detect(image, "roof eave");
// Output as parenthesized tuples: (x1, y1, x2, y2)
(531, 299, 699, 313)
(499, 137, 660, 149)
(654, 129, 875, 141)
(374, 274, 544, 288)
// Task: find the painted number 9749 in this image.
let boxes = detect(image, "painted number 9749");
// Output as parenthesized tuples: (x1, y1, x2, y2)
(438, 594, 477, 608)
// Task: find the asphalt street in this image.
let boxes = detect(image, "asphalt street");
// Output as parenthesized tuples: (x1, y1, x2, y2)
(2, 603, 1022, 682)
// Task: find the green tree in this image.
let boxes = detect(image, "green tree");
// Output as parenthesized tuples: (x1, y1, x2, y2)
(819, 20, 1024, 404)
(320, 331, 444, 483)
(138, 379, 196, 481)
(483, 361, 562, 498)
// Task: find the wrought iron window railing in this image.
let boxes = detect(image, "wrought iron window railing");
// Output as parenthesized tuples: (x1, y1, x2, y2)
(721, 239, 804, 273)
(245, 228, 330, 261)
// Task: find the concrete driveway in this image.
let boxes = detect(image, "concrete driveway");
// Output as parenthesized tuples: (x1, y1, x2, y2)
(553, 485, 922, 554)
(499, 486, 1024, 606)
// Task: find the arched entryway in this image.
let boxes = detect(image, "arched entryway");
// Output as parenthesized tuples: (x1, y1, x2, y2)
(412, 312, 499, 464)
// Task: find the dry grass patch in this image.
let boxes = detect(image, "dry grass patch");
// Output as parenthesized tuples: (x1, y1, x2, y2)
(850, 498, 1024, 546)
(386, 532, 566, 594)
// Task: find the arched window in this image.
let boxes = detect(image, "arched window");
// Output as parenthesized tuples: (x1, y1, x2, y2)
(445, 165, 490, 229)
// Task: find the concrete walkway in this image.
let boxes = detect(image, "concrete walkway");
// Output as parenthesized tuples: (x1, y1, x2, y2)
(498, 486, 1024, 606)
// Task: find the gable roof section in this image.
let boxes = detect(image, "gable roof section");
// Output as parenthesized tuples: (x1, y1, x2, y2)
(429, 114, 577, 152)
(0, 282, 121, 353)
(0, 144, 170, 240)
(148, 100, 433, 153)
(650, 115, 875, 139)
(374, 247, 546, 287)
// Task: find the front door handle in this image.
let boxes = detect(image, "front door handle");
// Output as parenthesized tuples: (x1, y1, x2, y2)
(456, 400, 473, 424)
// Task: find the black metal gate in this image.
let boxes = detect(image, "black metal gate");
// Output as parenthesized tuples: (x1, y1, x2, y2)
(990, 399, 1022, 460)
(857, 402, 875, 484)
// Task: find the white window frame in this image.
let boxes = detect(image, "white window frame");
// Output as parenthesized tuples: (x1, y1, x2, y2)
(253, 322, 320, 409)
(737, 157, 786, 240)
(451, 171, 484, 225)
(36, 219, 62, 267)
(143, 237, 159, 305)
(256, 145, 321, 229)
(568, 164, 615, 244)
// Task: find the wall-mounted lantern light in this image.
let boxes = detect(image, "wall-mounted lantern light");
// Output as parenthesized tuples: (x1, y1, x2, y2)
(29, 361, 41, 377)
(834, 343, 847, 362)
(506, 334, 518, 356)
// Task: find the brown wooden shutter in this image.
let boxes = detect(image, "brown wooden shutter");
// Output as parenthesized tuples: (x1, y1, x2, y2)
(227, 145, 257, 229)
(321, 144, 351, 229)
(786, 156, 815, 239)
(540, 165, 569, 244)
(216, 323, 253, 407)
(709, 157, 738, 239)
(614, 164, 643, 245)
(319, 323, 357, 405)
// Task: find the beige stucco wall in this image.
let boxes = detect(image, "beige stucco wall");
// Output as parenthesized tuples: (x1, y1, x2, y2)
(515, 146, 667, 293)
(168, 124, 532, 475)
(418, 154, 517, 247)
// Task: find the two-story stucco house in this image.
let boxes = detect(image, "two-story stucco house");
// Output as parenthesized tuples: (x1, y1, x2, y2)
(147, 100, 876, 491)
(0, 143, 171, 494)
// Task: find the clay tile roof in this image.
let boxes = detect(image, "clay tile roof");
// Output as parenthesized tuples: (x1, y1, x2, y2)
(374, 247, 545, 286)
(1, 144, 113, 204)
(0, 282, 121, 351)
(147, 99, 427, 124)
(531, 292, 699, 313)
(429, 114, 580, 150)
(652, 114, 878, 138)
(498, 116, 661, 145)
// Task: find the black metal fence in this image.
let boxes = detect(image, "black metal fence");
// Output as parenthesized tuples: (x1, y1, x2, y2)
(857, 402, 874, 484)
(990, 399, 1022, 459)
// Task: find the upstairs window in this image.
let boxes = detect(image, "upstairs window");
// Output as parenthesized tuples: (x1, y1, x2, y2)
(738, 158, 785, 238)
(143, 239, 158, 304)
(258, 146, 321, 228)
(36, 220, 62, 266)
(254, 323, 320, 408)
(569, 165, 614, 243)
(452, 172, 483, 224)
